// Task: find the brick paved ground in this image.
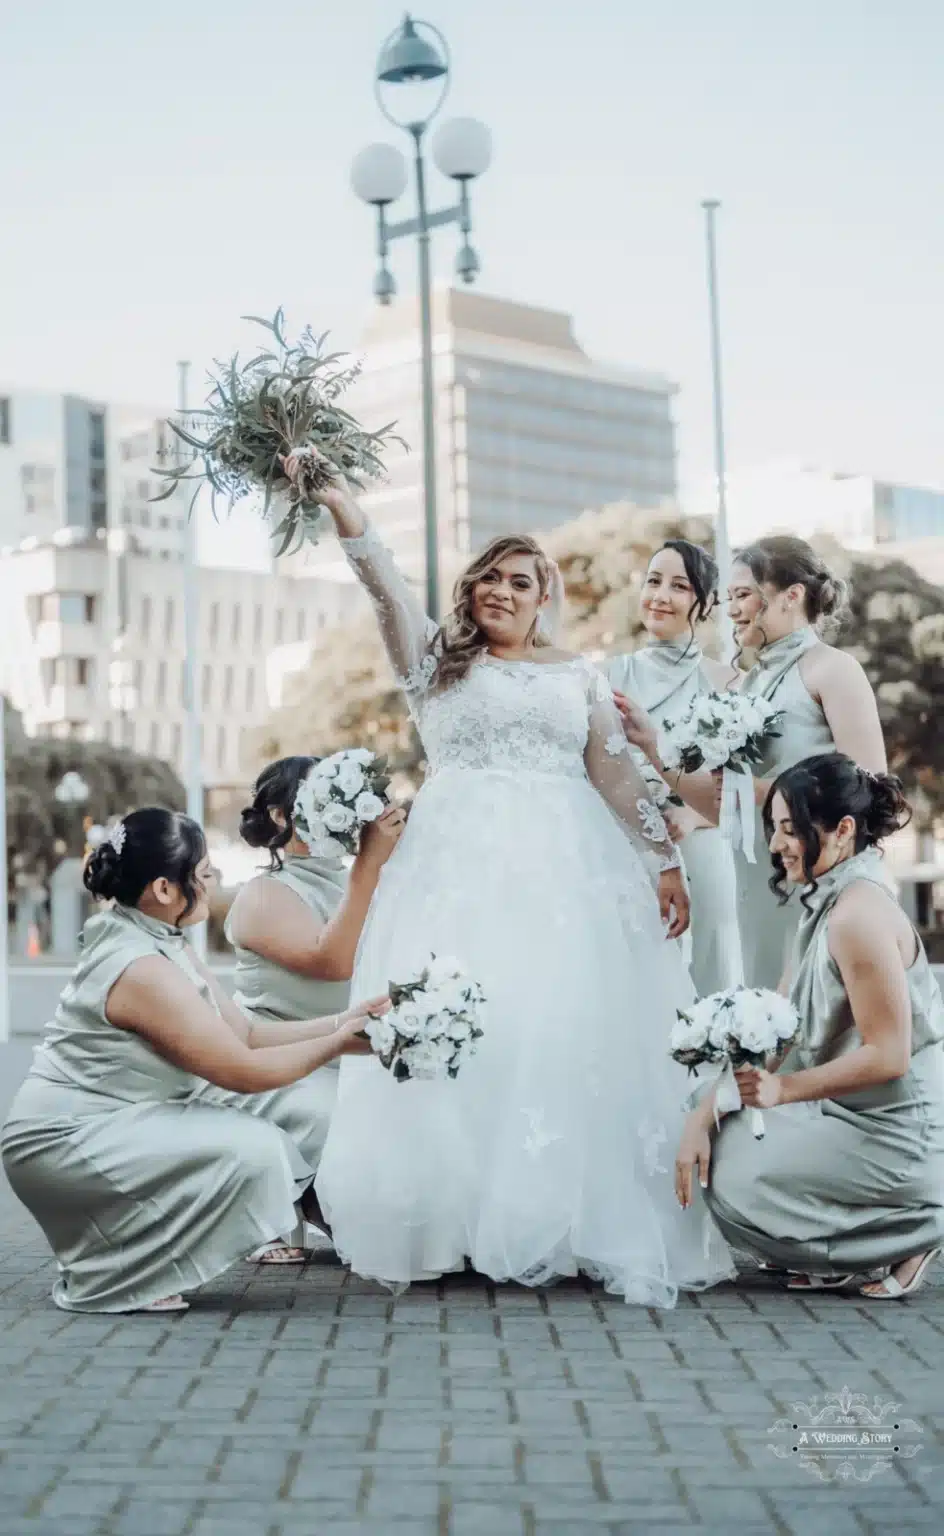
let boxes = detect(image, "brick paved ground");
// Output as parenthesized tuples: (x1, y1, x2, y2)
(1, 1037, 942, 1536)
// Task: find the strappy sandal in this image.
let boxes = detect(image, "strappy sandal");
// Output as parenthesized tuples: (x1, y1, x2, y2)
(860, 1248, 941, 1300)
(247, 1242, 307, 1265)
(136, 1294, 190, 1313)
(786, 1272, 858, 1291)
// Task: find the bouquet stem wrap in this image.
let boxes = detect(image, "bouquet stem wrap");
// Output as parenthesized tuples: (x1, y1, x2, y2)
(720, 764, 756, 864)
(712, 1058, 765, 1139)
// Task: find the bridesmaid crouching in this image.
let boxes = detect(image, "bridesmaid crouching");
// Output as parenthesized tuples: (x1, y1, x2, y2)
(0, 809, 384, 1314)
(675, 753, 944, 1298)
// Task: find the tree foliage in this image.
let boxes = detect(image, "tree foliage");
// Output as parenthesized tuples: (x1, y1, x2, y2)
(4, 707, 185, 900)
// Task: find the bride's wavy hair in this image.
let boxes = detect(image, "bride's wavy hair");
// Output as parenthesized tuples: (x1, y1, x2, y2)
(432, 534, 553, 691)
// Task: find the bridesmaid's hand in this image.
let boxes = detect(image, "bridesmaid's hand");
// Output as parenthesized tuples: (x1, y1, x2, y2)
(675, 1107, 713, 1209)
(734, 1066, 784, 1109)
(331, 996, 392, 1057)
(613, 690, 659, 762)
(658, 865, 690, 940)
(358, 805, 408, 871)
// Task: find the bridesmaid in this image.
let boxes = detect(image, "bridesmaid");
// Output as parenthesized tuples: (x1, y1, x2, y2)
(621, 537, 886, 988)
(675, 753, 944, 1298)
(1, 808, 385, 1313)
(210, 755, 405, 1262)
(606, 540, 741, 995)
(725, 537, 885, 986)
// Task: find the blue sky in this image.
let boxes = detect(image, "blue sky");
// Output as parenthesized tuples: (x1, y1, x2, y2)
(2, 0, 943, 516)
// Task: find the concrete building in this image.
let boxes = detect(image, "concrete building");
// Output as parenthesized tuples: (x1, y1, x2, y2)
(699, 461, 944, 552)
(318, 288, 678, 581)
(0, 388, 351, 794)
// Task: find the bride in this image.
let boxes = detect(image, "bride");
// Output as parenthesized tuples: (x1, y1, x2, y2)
(304, 471, 734, 1306)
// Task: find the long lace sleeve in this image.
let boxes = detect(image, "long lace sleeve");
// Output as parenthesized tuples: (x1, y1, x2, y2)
(580, 662, 681, 877)
(339, 523, 440, 696)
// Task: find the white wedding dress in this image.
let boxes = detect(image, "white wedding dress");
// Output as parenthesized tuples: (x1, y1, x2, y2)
(316, 525, 735, 1306)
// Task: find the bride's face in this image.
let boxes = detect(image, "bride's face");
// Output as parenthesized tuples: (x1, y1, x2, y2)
(640, 548, 697, 641)
(471, 554, 547, 645)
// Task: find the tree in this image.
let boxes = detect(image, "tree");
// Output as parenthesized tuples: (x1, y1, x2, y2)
(835, 557, 944, 823)
(4, 705, 186, 904)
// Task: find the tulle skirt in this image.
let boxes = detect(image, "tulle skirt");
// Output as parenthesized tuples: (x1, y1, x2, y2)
(316, 766, 735, 1307)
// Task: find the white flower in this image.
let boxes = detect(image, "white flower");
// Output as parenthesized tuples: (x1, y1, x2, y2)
(306, 777, 332, 809)
(348, 748, 375, 766)
(354, 791, 386, 823)
(364, 1012, 397, 1057)
(425, 954, 465, 987)
(336, 759, 366, 798)
(399, 1037, 456, 1080)
(670, 1013, 713, 1053)
(428, 978, 471, 1015)
(316, 757, 340, 780)
(445, 1013, 474, 1044)
(322, 802, 355, 833)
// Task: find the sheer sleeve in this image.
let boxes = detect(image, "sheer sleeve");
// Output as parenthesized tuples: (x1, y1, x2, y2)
(580, 661, 681, 876)
(339, 523, 440, 696)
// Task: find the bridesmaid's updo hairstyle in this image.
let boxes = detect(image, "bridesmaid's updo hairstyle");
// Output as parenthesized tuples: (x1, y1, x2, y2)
(764, 752, 911, 904)
(240, 756, 319, 869)
(84, 809, 208, 919)
(733, 535, 848, 639)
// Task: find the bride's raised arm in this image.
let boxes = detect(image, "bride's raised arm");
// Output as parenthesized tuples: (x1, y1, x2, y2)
(317, 482, 439, 696)
(579, 661, 687, 915)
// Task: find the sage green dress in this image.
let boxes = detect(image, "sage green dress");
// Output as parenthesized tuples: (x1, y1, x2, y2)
(608, 643, 742, 997)
(0, 904, 318, 1313)
(704, 849, 944, 1276)
(202, 856, 352, 1138)
(735, 628, 834, 988)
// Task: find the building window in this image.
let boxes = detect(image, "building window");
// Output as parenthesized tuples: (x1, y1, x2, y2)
(133, 660, 144, 693)
(155, 659, 167, 704)
(0, 397, 10, 445)
(209, 602, 220, 644)
(165, 598, 175, 643)
(76, 658, 90, 687)
(231, 605, 241, 645)
(202, 664, 212, 708)
(275, 609, 285, 644)
(223, 666, 234, 708)
(216, 725, 226, 770)
(89, 412, 106, 459)
(172, 722, 182, 762)
(246, 668, 256, 711)
(253, 604, 263, 645)
(149, 722, 161, 756)
(21, 463, 56, 516)
(140, 595, 152, 640)
(84, 595, 96, 623)
(296, 610, 306, 642)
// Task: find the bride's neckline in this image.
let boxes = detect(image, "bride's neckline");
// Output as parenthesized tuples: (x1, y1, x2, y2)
(482, 652, 579, 670)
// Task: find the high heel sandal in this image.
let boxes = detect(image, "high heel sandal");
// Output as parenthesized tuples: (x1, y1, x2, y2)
(859, 1248, 941, 1300)
(247, 1242, 307, 1265)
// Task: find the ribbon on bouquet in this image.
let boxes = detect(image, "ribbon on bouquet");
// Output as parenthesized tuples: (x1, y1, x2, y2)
(720, 764, 756, 864)
(712, 1057, 765, 1140)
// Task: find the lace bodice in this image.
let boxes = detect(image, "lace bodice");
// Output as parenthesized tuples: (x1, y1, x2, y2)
(340, 524, 680, 874)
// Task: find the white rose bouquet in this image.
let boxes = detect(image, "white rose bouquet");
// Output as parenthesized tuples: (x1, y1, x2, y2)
(360, 955, 486, 1083)
(293, 749, 392, 858)
(656, 692, 783, 863)
(671, 986, 798, 1139)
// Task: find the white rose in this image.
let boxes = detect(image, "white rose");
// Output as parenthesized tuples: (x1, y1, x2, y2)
(445, 1014, 473, 1044)
(349, 748, 375, 766)
(670, 1014, 712, 1054)
(425, 954, 465, 987)
(336, 759, 366, 797)
(322, 802, 355, 833)
(307, 777, 332, 809)
(365, 1012, 397, 1057)
(354, 791, 386, 823)
(316, 758, 340, 780)
(399, 1037, 455, 1080)
(392, 1005, 423, 1038)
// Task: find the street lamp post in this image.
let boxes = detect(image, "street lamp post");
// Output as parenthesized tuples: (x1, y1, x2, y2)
(701, 199, 735, 662)
(177, 359, 206, 959)
(351, 14, 492, 620)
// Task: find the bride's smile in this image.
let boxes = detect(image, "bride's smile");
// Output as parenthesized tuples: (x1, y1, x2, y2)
(471, 555, 549, 651)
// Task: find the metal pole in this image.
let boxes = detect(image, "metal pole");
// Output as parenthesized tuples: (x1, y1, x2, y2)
(0, 694, 9, 1042)
(412, 126, 440, 621)
(702, 200, 735, 662)
(178, 360, 206, 958)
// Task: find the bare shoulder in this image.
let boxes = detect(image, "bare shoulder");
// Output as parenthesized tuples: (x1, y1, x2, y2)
(802, 640, 867, 686)
(828, 878, 903, 956)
